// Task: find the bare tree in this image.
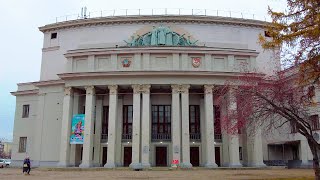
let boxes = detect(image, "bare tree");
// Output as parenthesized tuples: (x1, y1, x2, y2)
(216, 71, 320, 179)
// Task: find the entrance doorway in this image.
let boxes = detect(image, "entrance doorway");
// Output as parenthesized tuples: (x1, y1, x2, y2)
(123, 147, 132, 166)
(102, 147, 108, 166)
(190, 147, 200, 166)
(215, 147, 221, 166)
(156, 147, 167, 166)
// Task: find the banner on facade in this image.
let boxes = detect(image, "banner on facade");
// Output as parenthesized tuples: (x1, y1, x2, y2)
(70, 114, 85, 144)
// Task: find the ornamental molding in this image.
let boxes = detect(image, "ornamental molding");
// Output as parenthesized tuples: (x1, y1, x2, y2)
(108, 85, 118, 95)
(85, 86, 95, 95)
(39, 15, 268, 33)
(32, 79, 65, 87)
(171, 84, 190, 94)
(64, 87, 73, 96)
(10, 89, 39, 96)
(204, 84, 214, 94)
(132, 84, 151, 94)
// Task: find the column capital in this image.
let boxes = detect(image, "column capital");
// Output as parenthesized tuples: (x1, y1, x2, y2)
(64, 87, 73, 96)
(171, 84, 190, 94)
(85, 86, 95, 95)
(204, 85, 215, 94)
(141, 84, 151, 94)
(108, 85, 118, 95)
(132, 84, 151, 94)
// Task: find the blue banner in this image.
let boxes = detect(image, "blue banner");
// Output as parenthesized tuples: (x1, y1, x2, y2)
(70, 114, 85, 144)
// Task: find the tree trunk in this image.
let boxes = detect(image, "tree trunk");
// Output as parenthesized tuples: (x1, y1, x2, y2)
(308, 141, 320, 180)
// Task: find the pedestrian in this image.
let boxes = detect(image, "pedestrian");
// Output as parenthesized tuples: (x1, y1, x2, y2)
(22, 156, 31, 175)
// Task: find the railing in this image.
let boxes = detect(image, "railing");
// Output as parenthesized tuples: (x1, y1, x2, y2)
(52, 8, 268, 23)
(190, 133, 201, 141)
(101, 134, 108, 143)
(214, 134, 222, 142)
(151, 133, 171, 141)
(122, 133, 132, 141)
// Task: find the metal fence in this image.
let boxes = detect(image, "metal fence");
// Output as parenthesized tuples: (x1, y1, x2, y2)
(53, 8, 268, 24)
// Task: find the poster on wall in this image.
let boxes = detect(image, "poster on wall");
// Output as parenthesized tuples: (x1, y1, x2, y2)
(70, 114, 85, 144)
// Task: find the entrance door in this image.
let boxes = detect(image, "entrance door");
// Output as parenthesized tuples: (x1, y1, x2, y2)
(102, 147, 108, 166)
(190, 147, 200, 166)
(156, 147, 167, 166)
(123, 147, 132, 167)
(215, 147, 221, 167)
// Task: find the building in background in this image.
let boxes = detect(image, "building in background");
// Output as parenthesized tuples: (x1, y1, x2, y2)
(10, 12, 314, 168)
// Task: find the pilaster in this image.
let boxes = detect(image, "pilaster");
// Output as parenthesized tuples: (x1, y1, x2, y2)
(58, 87, 74, 167)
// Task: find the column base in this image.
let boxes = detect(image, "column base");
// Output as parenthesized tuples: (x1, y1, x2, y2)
(247, 162, 267, 167)
(204, 162, 218, 168)
(57, 161, 70, 167)
(141, 162, 151, 169)
(79, 161, 94, 168)
(104, 162, 116, 168)
(228, 162, 243, 167)
(180, 162, 193, 169)
(129, 162, 143, 170)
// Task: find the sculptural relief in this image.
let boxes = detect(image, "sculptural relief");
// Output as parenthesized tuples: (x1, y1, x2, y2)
(124, 25, 198, 47)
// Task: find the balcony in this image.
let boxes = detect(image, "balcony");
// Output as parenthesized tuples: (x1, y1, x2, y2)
(190, 133, 201, 141)
(101, 134, 108, 143)
(122, 133, 132, 142)
(214, 134, 222, 142)
(151, 133, 171, 142)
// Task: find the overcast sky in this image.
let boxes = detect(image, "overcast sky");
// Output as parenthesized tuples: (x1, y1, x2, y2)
(0, 0, 287, 141)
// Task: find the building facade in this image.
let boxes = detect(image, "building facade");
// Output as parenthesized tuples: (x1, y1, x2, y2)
(11, 15, 313, 168)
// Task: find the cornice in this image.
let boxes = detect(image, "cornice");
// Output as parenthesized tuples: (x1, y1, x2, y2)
(11, 89, 39, 96)
(32, 79, 65, 87)
(64, 46, 259, 58)
(58, 71, 264, 80)
(39, 15, 269, 33)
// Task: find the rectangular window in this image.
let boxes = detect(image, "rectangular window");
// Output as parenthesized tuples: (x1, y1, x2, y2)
(19, 137, 27, 153)
(51, 32, 57, 39)
(123, 105, 133, 135)
(189, 105, 200, 134)
(22, 105, 30, 118)
(291, 121, 298, 133)
(151, 105, 171, 134)
(310, 115, 320, 130)
(102, 106, 109, 135)
(239, 147, 243, 160)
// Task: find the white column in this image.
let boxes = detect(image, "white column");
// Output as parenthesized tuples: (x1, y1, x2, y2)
(203, 85, 218, 168)
(180, 84, 192, 168)
(93, 97, 103, 166)
(141, 85, 151, 168)
(227, 87, 242, 167)
(171, 85, 181, 165)
(300, 139, 310, 167)
(58, 87, 74, 167)
(130, 84, 142, 169)
(69, 92, 79, 167)
(79, 86, 96, 168)
(246, 127, 266, 167)
(105, 85, 118, 168)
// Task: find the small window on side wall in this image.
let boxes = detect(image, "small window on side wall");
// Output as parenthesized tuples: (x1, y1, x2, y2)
(22, 105, 30, 118)
(19, 137, 27, 153)
(51, 32, 57, 39)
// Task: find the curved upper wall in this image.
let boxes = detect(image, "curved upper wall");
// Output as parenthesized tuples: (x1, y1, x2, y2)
(38, 15, 279, 81)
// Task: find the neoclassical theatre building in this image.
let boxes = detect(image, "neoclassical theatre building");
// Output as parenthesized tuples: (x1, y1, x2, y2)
(11, 15, 314, 168)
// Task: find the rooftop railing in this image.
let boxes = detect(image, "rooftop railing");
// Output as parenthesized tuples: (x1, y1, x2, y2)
(52, 8, 268, 24)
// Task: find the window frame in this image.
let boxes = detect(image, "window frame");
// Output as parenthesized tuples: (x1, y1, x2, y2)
(151, 105, 171, 134)
(189, 105, 200, 134)
(19, 137, 27, 153)
(22, 104, 30, 118)
(51, 32, 57, 39)
(122, 105, 133, 135)
(310, 115, 320, 130)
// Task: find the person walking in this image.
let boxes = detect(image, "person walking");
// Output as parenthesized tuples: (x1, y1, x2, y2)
(22, 156, 31, 175)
